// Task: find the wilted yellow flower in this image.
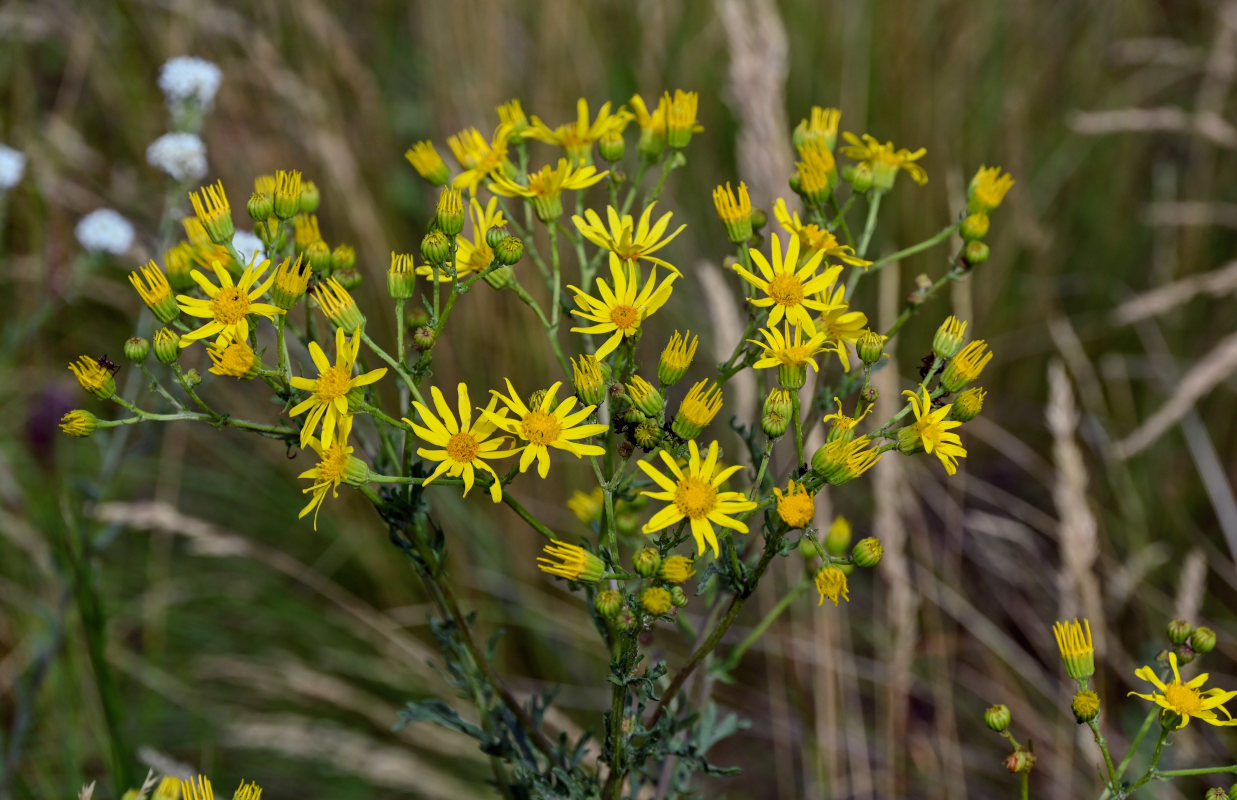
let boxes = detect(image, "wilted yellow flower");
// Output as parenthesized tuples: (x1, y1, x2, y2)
(180, 776, 213, 800)
(774, 480, 815, 529)
(815, 286, 868, 372)
(660, 555, 696, 584)
(288, 326, 387, 448)
(840, 132, 928, 191)
(567, 255, 677, 360)
(812, 436, 883, 485)
(630, 92, 668, 158)
(658, 330, 697, 386)
(298, 417, 369, 530)
(734, 233, 840, 334)
(129, 261, 180, 324)
(527, 98, 631, 164)
(496, 98, 529, 133)
(1130, 651, 1237, 728)
(207, 340, 260, 379)
(638, 439, 756, 557)
(483, 379, 608, 478)
(822, 397, 873, 442)
(176, 257, 283, 348)
(814, 566, 849, 606)
(404, 383, 513, 503)
(572, 203, 685, 275)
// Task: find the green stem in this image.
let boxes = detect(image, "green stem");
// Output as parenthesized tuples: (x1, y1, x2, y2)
(1114, 707, 1158, 781)
(718, 578, 808, 672)
(276, 314, 293, 386)
(1020, 771, 1029, 800)
(792, 391, 804, 466)
(856, 192, 882, 258)
(604, 637, 634, 800)
(1126, 728, 1172, 793)
(549, 223, 562, 332)
(864, 221, 962, 276)
(1155, 765, 1237, 777)
(882, 265, 965, 341)
(360, 330, 425, 406)
(502, 493, 558, 543)
(1086, 718, 1118, 786)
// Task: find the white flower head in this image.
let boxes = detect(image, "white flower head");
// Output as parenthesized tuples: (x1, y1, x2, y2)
(75, 209, 135, 255)
(232, 230, 265, 266)
(158, 56, 223, 111)
(146, 132, 207, 182)
(0, 144, 26, 190)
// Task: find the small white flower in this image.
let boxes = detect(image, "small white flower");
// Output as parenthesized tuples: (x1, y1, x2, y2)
(75, 209, 135, 255)
(146, 132, 207, 182)
(232, 230, 265, 266)
(158, 56, 223, 110)
(0, 144, 26, 190)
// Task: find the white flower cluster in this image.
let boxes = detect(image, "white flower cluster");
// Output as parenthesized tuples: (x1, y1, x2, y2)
(0, 144, 26, 190)
(146, 132, 207, 182)
(232, 230, 265, 267)
(75, 209, 135, 255)
(158, 56, 223, 111)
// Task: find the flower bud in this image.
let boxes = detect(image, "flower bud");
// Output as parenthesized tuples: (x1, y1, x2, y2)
(798, 535, 820, 561)
(633, 421, 662, 450)
(68, 356, 116, 400)
(761, 388, 792, 439)
(615, 511, 641, 537)
(669, 586, 689, 608)
(659, 555, 695, 585)
(336, 267, 362, 291)
(406, 141, 451, 186)
(658, 331, 697, 386)
(627, 376, 664, 417)
(189, 180, 234, 244)
(633, 547, 662, 578)
(857, 330, 884, 365)
(495, 235, 524, 266)
(1191, 626, 1217, 654)
(1203, 788, 1228, 800)
(963, 240, 989, 267)
(273, 170, 303, 220)
(299, 180, 320, 213)
(848, 161, 874, 193)
(436, 188, 465, 236)
(332, 243, 356, 272)
(422, 230, 451, 264)
(247, 190, 273, 221)
(481, 264, 516, 290)
(1003, 749, 1036, 774)
(984, 704, 1011, 732)
(271, 254, 311, 310)
(571, 355, 606, 406)
(1167, 619, 1193, 645)
(933, 315, 968, 359)
(852, 537, 883, 568)
(750, 208, 767, 231)
(124, 336, 150, 364)
(960, 212, 989, 242)
(949, 387, 986, 422)
(407, 306, 430, 328)
(59, 410, 98, 438)
(712, 182, 753, 244)
(485, 224, 508, 249)
(596, 589, 624, 619)
(615, 607, 637, 632)
(599, 130, 626, 163)
(824, 515, 852, 556)
(154, 328, 181, 364)
(164, 242, 196, 291)
(1072, 690, 1100, 724)
(778, 361, 807, 390)
(412, 325, 437, 351)
(183, 368, 202, 388)
(388, 253, 416, 299)
(641, 587, 673, 616)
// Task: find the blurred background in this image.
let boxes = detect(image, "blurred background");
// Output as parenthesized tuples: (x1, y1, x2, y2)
(2, 0, 1237, 797)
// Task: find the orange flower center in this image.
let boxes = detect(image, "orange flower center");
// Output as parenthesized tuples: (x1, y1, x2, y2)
(211, 286, 251, 324)
(1163, 683, 1204, 717)
(673, 476, 717, 520)
(317, 444, 349, 483)
(314, 365, 351, 401)
(609, 304, 640, 330)
(767, 273, 804, 307)
(521, 409, 562, 446)
(446, 431, 480, 463)
(777, 491, 815, 528)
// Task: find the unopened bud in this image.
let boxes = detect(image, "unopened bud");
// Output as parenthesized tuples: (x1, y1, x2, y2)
(852, 537, 882, 568)
(984, 704, 1011, 732)
(633, 548, 661, 578)
(124, 336, 149, 364)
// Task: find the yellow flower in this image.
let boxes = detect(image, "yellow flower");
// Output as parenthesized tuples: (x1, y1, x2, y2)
(816, 286, 869, 372)
(489, 158, 608, 222)
(449, 124, 514, 192)
(774, 480, 815, 528)
(658, 330, 697, 386)
(405, 140, 451, 186)
(176, 257, 283, 348)
(537, 541, 605, 582)
(795, 141, 837, 205)
(496, 99, 530, 134)
(292, 213, 323, 251)
(941, 340, 993, 393)
(968, 165, 1014, 213)
(659, 555, 696, 584)
(713, 181, 753, 243)
(527, 98, 631, 164)
(812, 435, 883, 485)
(270, 253, 311, 310)
(815, 566, 850, 606)
(273, 169, 302, 219)
(637, 439, 756, 558)
(69, 356, 116, 399)
(840, 132, 928, 192)
(671, 379, 723, 440)
(568, 486, 605, 524)
(571, 203, 685, 276)
(404, 383, 513, 503)
(180, 776, 213, 800)
(664, 90, 699, 149)
(567, 254, 677, 360)
(1130, 651, 1237, 727)
(794, 106, 841, 153)
(483, 379, 608, 478)
(311, 277, 365, 334)
(822, 397, 873, 442)
(900, 386, 966, 475)
(288, 326, 388, 449)
(153, 776, 181, 800)
(207, 340, 260, 379)
(642, 586, 673, 615)
(298, 417, 369, 530)
(233, 780, 262, 800)
(630, 92, 668, 158)
(188, 180, 234, 243)
(750, 323, 830, 372)
(129, 261, 180, 323)
(59, 409, 98, 437)
(772, 198, 870, 267)
(1053, 618, 1095, 681)
(734, 233, 840, 334)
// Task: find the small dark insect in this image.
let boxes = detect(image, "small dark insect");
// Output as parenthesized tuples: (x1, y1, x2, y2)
(95, 354, 120, 376)
(918, 354, 936, 379)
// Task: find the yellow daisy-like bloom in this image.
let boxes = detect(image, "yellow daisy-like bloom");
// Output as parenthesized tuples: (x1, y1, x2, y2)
(129, 261, 180, 324)
(417, 197, 507, 283)
(630, 92, 669, 157)
(288, 326, 388, 449)
(567, 254, 677, 360)
(527, 98, 632, 165)
(658, 330, 697, 386)
(405, 140, 451, 186)
(207, 340, 259, 379)
(1052, 618, 1095, 681)
(404, 383, 512, 503)
(180, 775, 213, 800)
(816, 286, 869, 372)
(772, 198, 871, 267)
(774, 480, 815, 528)
(750, 323, 830, 371)
(795, 141, 837, 205)
(298, 417, 369, 530)
(571, 203, 685, 276)
(176, 257, 283, 348)
(449, 124, 514, 192)
(536, 541, 605, 582)
(734, 233, 839, 334)
(568, 486, 605, 524)
(671, 379, 723, 440)
(901, 386, 966, 475)
(713, 181, 753, 243)
(637, 439, 757, 558)
(1129, 651, 1237, 728)
(794, 106, 842, 153)
(941, 340, 993, 393)
(968, 165, 1015, 213)
(188, 180, 233, 243)
(840, 132, 928, 192)
(489, 158, 609, 222)
(484, 379, 608, 478)
(815, 566, 850, 606)
(664, 89, 699, 149)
